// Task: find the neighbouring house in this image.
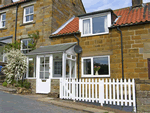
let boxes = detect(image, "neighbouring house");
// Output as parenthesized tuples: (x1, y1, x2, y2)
(0, 0, 85, 89)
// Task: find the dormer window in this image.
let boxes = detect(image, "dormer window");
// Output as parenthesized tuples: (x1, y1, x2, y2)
(23, 6, 34, 23)
(79, 12, 112, 37)
(0, 13, 6, 28)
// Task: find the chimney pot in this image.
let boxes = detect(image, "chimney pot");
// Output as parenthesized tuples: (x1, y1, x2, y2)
(132, 0, 143, 8)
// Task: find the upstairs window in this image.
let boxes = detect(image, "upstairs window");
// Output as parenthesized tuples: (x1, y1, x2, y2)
(0, 13, 6, 28)
(23, 6, 34, 23)
(21, 39, 33, 54)
(80, 12, 111, 37)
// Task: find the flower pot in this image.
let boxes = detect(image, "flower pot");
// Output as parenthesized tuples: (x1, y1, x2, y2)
(95, 71, 98, 75)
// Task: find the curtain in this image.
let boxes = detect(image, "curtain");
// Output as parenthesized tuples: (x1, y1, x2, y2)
(83, 19, 91, 34)
(104, 16, 108, 32)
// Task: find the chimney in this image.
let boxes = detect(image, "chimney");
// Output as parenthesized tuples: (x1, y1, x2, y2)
(132, 0, 143, 8)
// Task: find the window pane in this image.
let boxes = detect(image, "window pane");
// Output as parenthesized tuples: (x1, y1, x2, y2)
(45, 64, 49, 72)
(45, 72, 49, 79)
(93, 16, 107, 34)
(83, 59, 91, 75)
(45, 57, 49, 63)
(29, 58, 34, 77)
(2, 14, 6, 20)
(30, 6, 34, 13)
(83, 19, 91, 34)
(23, 40, 28, 49)
(28, 39, 33, 48)
(93, 57, 109, 75)
(54, 61, 62, 74)
(40, 72, 44, 79)
(26, 16, 29, 22)
(40, 57, 44, 64)
(25, 8, 29, 15)
(2, 21, 5, 27)
(71, 61, 75, 78)
(40, 65, 44, 71)
(66, 60, 70, 77)
(23, 50, 28, 54)
(30, 15, 33, 21)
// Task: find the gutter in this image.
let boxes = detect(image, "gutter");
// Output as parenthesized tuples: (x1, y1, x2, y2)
(117, 27, 124, 81)
(15, 3, 19, 42)
(49, 32, 80, 38)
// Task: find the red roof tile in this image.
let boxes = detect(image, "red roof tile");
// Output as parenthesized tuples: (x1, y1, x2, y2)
(53, 17, 79, 36)
(51, 3, 150, 37)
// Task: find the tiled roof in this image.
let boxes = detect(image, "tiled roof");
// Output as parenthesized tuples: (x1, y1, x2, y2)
(114, 4, 150, 26)
(51, 3, 150, 37)
(51, 17, 79, 37)
(0, 0, 26, 9)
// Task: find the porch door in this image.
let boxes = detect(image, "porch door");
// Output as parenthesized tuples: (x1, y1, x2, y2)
(36, 55, 52, 94)
(148, 59, 150, 79)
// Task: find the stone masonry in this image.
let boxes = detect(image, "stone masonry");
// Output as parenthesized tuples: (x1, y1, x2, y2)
(51, 24, 150, 80)
(135, 79, 150, 113)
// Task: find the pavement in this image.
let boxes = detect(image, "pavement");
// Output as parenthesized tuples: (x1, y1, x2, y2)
(0, 85, 131, 113)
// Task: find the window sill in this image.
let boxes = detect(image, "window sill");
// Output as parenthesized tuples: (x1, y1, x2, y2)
(0, 27, 7, 30)
(20, 21, 36, 26)
(24, 77, 36, 79)
(82, 75, 110, 78)
(81, 32, 109, 37)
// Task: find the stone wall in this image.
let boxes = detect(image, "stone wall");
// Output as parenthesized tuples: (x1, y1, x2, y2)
(27, 79, 36, 94)
(50, 23, 150, 80)
(48, 79, 60, 98)
(135, 79, 150, 113)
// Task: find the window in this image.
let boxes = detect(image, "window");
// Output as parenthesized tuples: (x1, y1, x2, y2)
(0, 13, 6, 28)
(23, 6, 34, 23)
(80, 12, 111, 37)
(82, 56, 110, 77)
(21, 39, 33, 54)
(26, 57, 36, 78)
(40, 57, 49, 79)
(54, 60, 62, 77)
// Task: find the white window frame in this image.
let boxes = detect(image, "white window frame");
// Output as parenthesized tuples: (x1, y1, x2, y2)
(26, 57, 36, 79)
(81, 55, 110, 78)
(21, 38, 33, 54)
(0, 13, 6, 28)
(79, 12, 111, 37)
(23, 5, 34, 23)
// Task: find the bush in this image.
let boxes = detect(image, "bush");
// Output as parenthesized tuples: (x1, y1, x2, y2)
(2, 81, 7, 87)
(23, 80, 31, 89)
(14, 80, 31, 89)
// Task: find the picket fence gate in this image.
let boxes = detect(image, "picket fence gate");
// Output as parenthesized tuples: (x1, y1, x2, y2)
(60, 78, 136, 112)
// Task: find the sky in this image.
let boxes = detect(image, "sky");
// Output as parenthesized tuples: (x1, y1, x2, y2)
(82, 0, 150, 12)
(13, 0, 150, 13)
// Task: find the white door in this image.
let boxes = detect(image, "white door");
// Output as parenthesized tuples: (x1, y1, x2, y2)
(36, 55, 52, 94)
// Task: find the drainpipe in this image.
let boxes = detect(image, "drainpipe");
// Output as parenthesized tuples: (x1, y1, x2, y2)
(15, 4, 19, 42)
(117, 27, 124, 81)
(74, 34, 80, 97)
(74, 34, 80, 81)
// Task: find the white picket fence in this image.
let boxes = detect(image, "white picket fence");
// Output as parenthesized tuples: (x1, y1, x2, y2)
(60, 78, 136, 112)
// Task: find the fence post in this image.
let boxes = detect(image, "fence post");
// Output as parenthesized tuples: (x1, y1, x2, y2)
(132, 79, 136, 113)
(60, 78, 62, 99)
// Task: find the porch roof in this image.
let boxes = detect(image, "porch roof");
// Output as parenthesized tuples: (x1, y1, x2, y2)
(26, 42, 77, 56)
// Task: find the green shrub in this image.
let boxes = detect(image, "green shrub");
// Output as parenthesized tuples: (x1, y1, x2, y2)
(14, 80, 31, 89)
(23, 80, 31, 89)
(2, 81, 7, 87)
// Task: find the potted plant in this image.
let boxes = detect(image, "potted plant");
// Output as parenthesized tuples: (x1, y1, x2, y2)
(94, 66, 101, 75)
